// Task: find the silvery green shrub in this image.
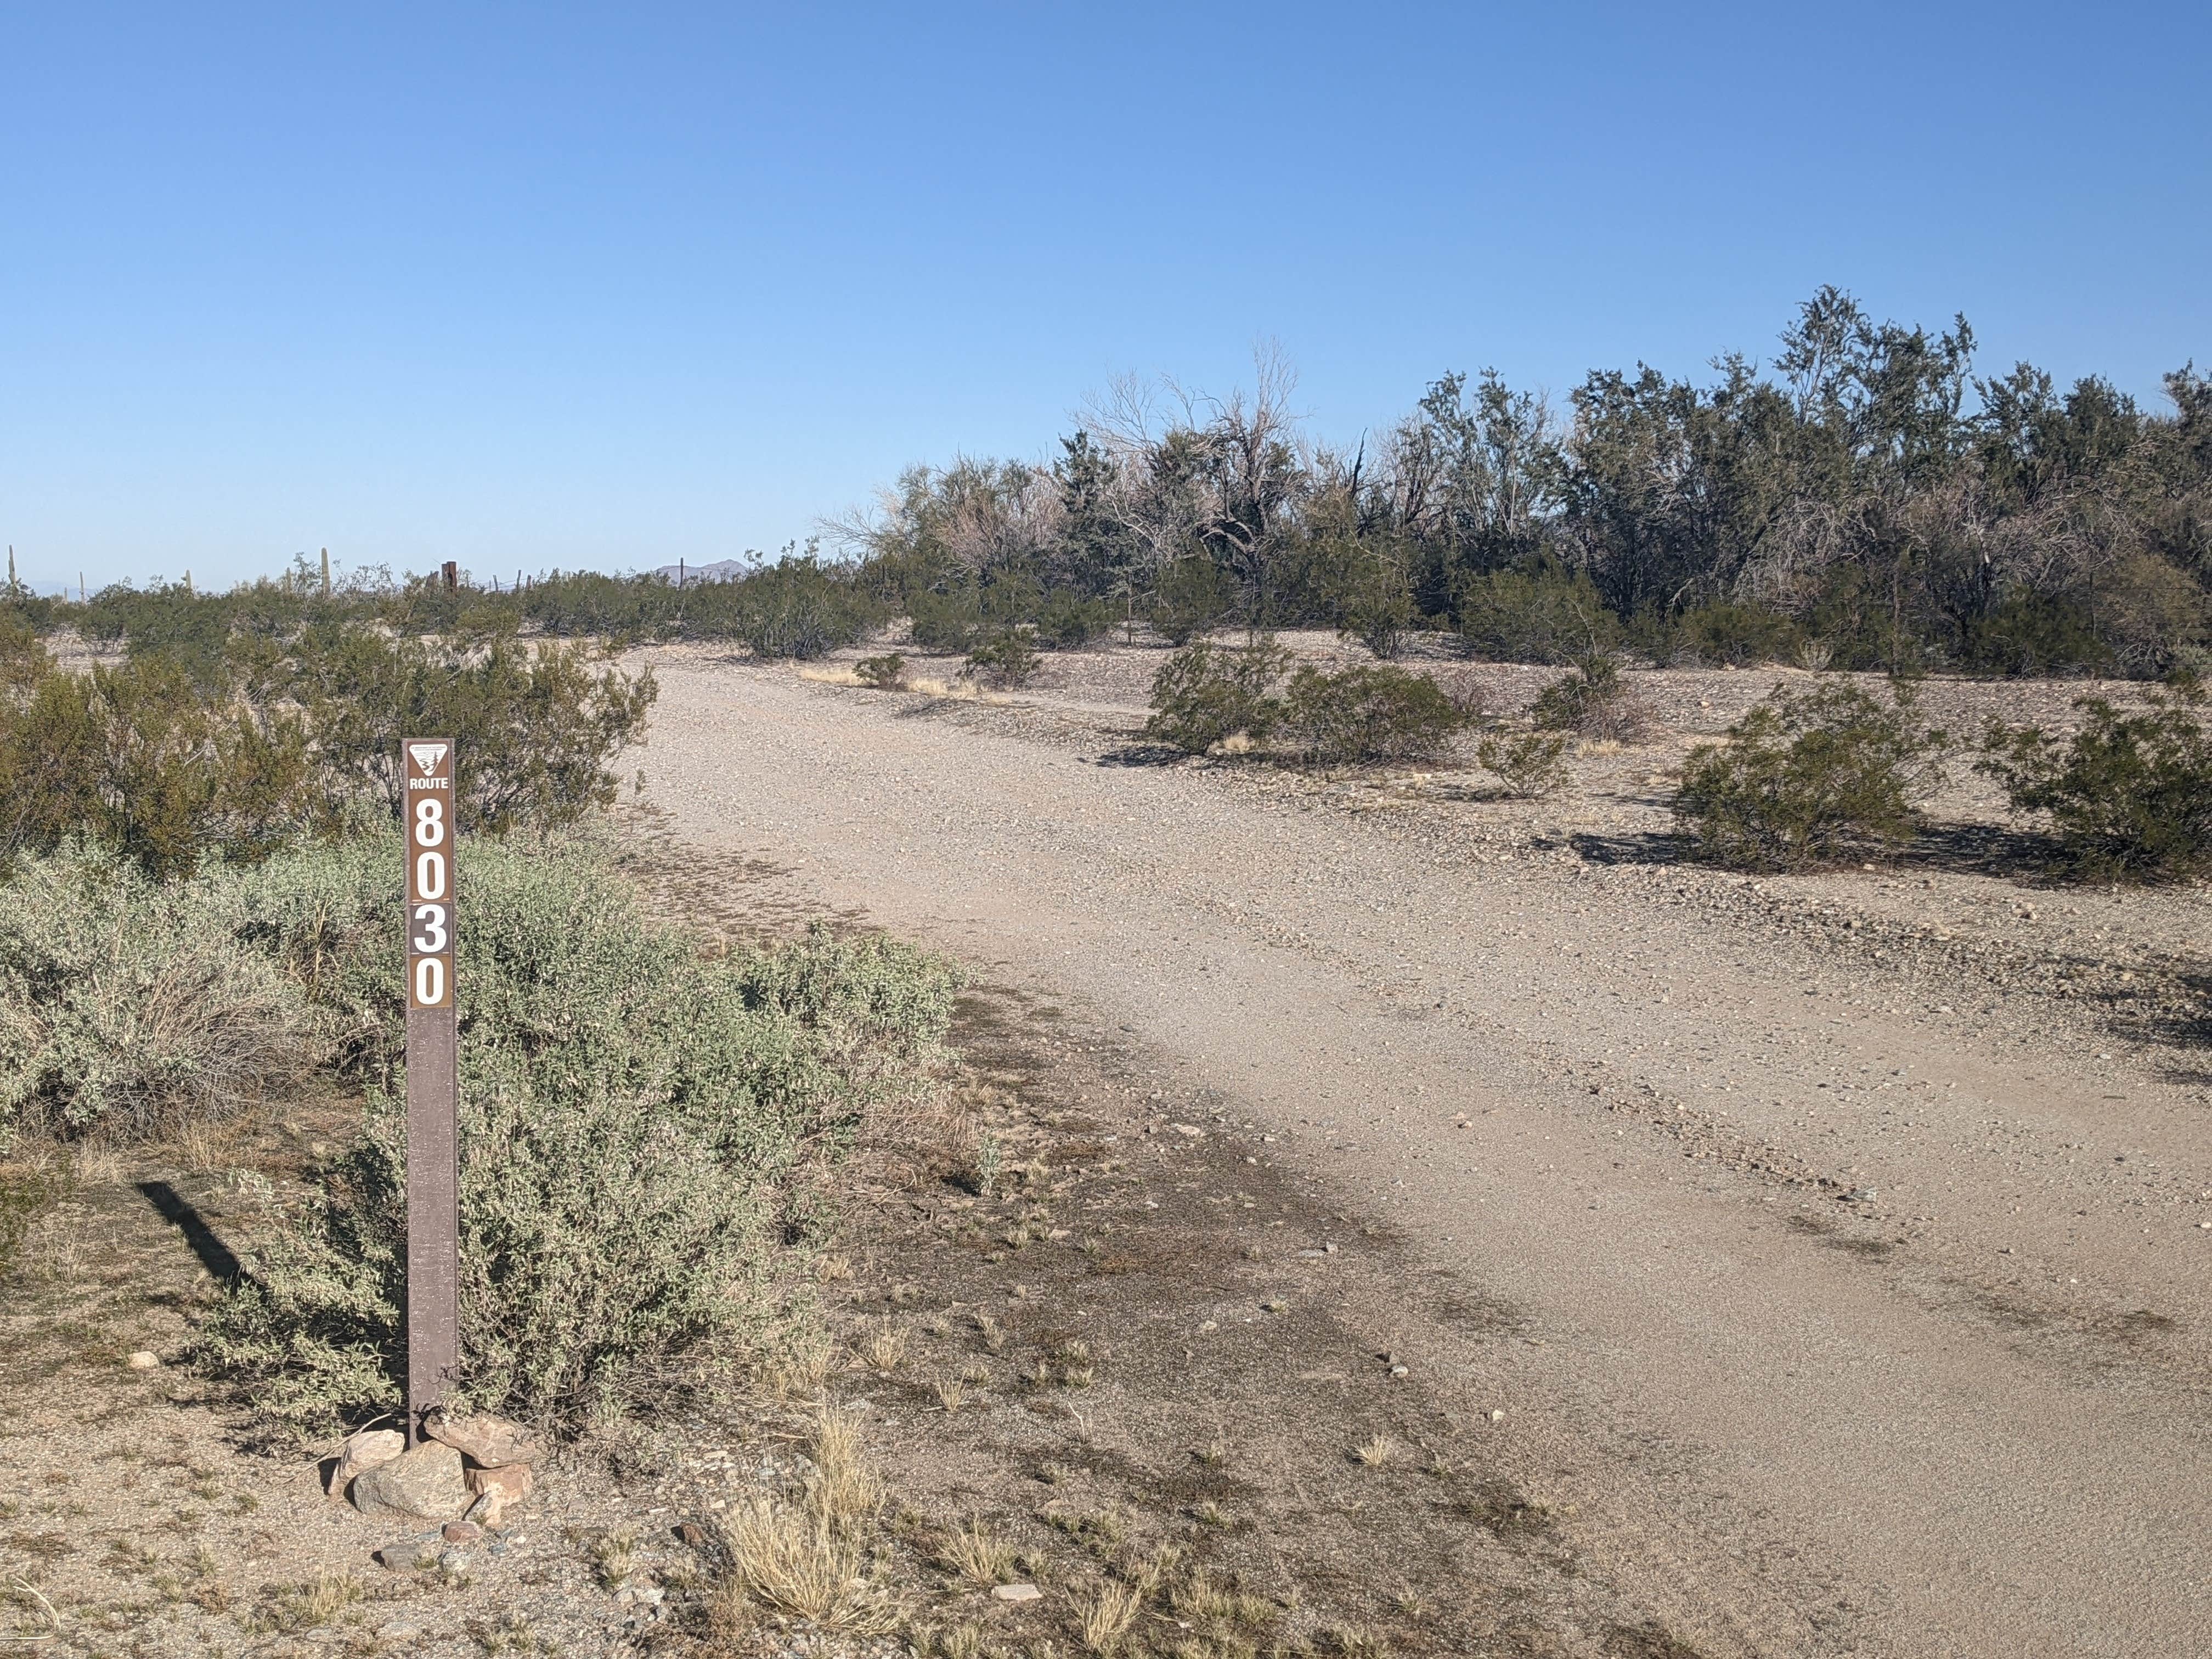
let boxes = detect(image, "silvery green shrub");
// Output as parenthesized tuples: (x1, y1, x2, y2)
(200, 835, 957, 1437)
(0, 851, 320, 1149)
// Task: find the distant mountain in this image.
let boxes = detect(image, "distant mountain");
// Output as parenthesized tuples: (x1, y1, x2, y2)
(649, 559, 751, 585)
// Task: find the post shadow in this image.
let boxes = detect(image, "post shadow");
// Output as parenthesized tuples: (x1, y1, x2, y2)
(137, 1181, 244, 1285)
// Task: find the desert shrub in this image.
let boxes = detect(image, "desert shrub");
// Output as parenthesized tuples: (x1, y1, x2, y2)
(1528, 654, 1650, 741)
(1960, 593, 2112, 678)
(522, 570, 681, 643)
(199, 838, 957, 1437)
(1278, 665, 1465, 764)
(1477, 731, 1568, 798)
(695, 552, 879, 659)
(964, 628, 1042, 687)
(0, 851, 323, 1149)
(0, 651, 315, 882)
(1035, 590, 1115, 650)
(1143, 639, 1289, 754)
(1150, 557, 1235, 646)
(1676, 681, 1946, 870)
(1457, 561, 1622, 664)
(906, 586, 986, 653)
(1979, 686, 2212, 878)
(853, 653, 906, 690)
(1657, 602, 1805, 668)
(287, 619, 656, 836)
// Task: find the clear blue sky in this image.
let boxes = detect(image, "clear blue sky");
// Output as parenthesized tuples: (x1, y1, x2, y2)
(4, 2, 2207, 592)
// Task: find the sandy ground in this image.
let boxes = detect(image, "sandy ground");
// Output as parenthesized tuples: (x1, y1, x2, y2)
(629, 636, 2212, 1659)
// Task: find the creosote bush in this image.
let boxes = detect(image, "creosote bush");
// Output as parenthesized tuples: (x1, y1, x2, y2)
(964, 627, 1042, 687)
(1278, 664, 1466, 765)
(1143, 639, 1289, 755)
(1979, 684, 2212, 878)
(853, 653, 907, 690)
(1676, 680, 1946, 870)
(198, 836, 958, 1437)
(1529, 654, 1649, 742)
(0, 614, 656, 878)
(1476, 731, 1568, 798)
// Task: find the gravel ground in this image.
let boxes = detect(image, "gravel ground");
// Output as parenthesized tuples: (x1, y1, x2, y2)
(629, 635, 2212, 1659)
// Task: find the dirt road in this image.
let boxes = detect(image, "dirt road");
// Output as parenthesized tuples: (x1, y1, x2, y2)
(637, 646, 2212, 1659)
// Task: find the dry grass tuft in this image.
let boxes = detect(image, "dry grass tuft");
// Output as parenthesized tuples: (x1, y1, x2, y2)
(932, 1376, 967, 1412)
(809, 1405, 880, 1528)
(711, 1404, 895, 1635)
(1352, 1433, 1402, 1467)
(797, 665, 863, 686)
(761, 1332, 834, 1400)
(714, 1498, 893, 1633)
(939, 1517, 1016, 1586)
(243, 1571, 363, 1634)
(854, 1321, 909, 1373)
(1079, 1579, 1143, 1652)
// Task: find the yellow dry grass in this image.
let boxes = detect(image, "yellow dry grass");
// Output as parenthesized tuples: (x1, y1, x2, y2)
(710, 1405, 895, 1637)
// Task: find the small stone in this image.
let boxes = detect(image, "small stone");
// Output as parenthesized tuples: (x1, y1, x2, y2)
(441, 1549, 475, 1577)
(126, 1351, 159, 1370)
(372, 1539, 439, 1573)
(991, 1582, 1043, 1602)
(1389, 1365, 1409, 1378)
(328, 1428, 407, 1500)
(1489, 1409, 1506, 1424)
(674, 1522, 712, 1549)
(423, 1409, 543, 1469)
(1171, 1124, 1204, 1137)
(376, 1618, 427, 1640)
(1323, 1243, 1338, 1254)
(352, 1443, 470, 1524)
(442, 1520, 482, 1545)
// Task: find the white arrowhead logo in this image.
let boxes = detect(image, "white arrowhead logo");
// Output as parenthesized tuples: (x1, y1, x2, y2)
(409, 742, 449, 775)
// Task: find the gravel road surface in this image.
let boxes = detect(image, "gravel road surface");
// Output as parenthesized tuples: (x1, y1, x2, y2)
(637, 647, 2211, 1659)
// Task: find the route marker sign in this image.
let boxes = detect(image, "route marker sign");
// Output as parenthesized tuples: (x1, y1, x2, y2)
(403, 738, 459, 1443)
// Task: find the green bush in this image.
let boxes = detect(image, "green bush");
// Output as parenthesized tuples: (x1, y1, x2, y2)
(965, 628, 1042, 687)
(1676, 681, 1946, 870)
(287, 619, 657, 837)
(1278, 665, 1465, 764)
(199, 836, 958, 1437)
(1456, 561, 1622, 664)
(853, 653, 906, 690)
(1979, 686, 2212, 878)
(1659, 602, 1806, 668)
(1150, 557, 1235, 647)
(1960, 593, 2112, 678)
(699, 551, 881, 659)
(0, 654, 313, 882)
(1528, 654, 1649, 741)
(1035, 590, 1115, 650)
(0, 851, 325, 1149)
(1477, 731, 1568, 798)
(1143, 639, 1289, 754)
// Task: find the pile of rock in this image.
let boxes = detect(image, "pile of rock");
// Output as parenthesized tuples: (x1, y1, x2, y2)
(328, 1409, 543, 1536)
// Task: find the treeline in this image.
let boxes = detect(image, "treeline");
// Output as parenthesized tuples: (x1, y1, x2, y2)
(842, 292, 2209, 678)
(11, 289, 2205, 678)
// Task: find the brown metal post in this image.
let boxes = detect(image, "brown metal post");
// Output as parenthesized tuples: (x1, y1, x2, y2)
(441, 560, 458, 592)
(402, 738, 460, 1444)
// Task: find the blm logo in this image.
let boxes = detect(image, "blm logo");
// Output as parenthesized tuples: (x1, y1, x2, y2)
(409, 742, 449, 775)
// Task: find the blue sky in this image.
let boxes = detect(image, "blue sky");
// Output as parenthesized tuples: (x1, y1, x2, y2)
(3, 2, 2207, 591)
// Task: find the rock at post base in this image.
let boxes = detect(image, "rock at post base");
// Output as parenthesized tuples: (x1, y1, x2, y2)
(464, 1460, 533, 1526)
(423, 1409, 542, 1468)
(351, 1443, 470, 1524)
(327, 1428, 406, 1500)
